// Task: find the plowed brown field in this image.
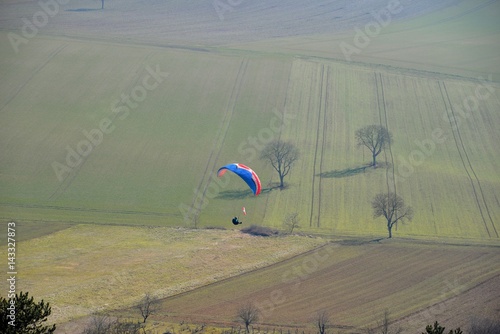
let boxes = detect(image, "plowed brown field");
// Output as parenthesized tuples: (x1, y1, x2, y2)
(155, 240, 500, 332)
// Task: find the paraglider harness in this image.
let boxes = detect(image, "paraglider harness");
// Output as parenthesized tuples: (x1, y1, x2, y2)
(232, 217, 242, 225)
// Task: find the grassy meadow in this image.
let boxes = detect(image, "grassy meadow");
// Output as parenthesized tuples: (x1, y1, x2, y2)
(0, 0, 499, 332)
(0, 223, 327, 325)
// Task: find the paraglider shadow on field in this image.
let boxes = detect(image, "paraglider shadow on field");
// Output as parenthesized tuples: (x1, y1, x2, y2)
(319, 163, 390, 178)
(216, 186, 277, 200)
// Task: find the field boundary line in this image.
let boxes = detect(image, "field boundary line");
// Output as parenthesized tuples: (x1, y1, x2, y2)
(439, 81, 497, 238)
(319, 67, 330, 228)
(188, 58, 249, 224)
(375, 73, 397, 195)
(261, 61, 295, 221)
(374, 73, 400, 231)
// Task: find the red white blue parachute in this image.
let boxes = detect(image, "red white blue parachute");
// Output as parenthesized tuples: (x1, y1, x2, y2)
(217, 163, 262, 196)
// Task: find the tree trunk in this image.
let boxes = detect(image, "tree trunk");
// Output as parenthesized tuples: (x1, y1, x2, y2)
(387, 222, 392, 238)
(279, 174, 284, 188)
(101, 0, 104, 9)
(372, 152, 377, 168)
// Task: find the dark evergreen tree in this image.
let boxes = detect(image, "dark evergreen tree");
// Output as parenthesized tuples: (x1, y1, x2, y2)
(0, 291, 56, 334)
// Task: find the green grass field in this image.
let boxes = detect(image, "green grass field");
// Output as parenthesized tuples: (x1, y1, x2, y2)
(1, 33, 499, 239)
(0, 0, 499, 332)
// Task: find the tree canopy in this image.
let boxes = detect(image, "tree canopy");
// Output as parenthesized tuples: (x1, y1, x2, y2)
(0, 291, 56, 334)
(355, 125, 391, 167)
(260, 140, 299, 188)
(372, 192, 413, 238)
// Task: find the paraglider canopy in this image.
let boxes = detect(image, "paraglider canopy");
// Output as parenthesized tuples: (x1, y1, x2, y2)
(217, 163, 262, 196)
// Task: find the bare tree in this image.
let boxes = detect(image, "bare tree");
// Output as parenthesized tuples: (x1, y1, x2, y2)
(137, 293, 158, 323)
(372, 192, 413, 238)
(260, 140, 299, 189)
(283, 212, 300, 234)
(355, 125, 391, 168)
(82, 315, 114, 334)
(316, 310, 330, 334)
(237, 302, 259, 333)
(367, 310, 403, 334)
(82, 315, 142, 334)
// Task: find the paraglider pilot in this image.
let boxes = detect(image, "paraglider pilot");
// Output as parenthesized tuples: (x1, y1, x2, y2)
(232, 216, 242, 225)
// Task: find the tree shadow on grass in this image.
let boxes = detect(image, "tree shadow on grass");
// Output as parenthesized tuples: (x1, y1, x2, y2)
(320, 162, 391, 178)
(319, 165, 370, 178)
(215, 186, 277, 200)
(216, 190, 253, 200)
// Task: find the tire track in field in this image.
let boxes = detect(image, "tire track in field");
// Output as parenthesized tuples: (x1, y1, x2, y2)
(309, 64, 328, 228)
(375, 73, 397, 196)
(438, 81, 498, 238)
(261, 61, 295, 221)
(374, 73, 402, 232)
(188, 58, 249, 224)
(0, 44, 67, 113)
(318, 68, 330, 227)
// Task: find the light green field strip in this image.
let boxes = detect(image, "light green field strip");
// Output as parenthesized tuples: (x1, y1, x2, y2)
(259, 57, 500, 240)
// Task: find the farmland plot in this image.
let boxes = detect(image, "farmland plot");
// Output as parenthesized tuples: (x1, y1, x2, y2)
(259, 58, 500, 240)
(261, 60, 387, 235)
(383, 76, 500, 239)
(155, 240, 500, 331)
